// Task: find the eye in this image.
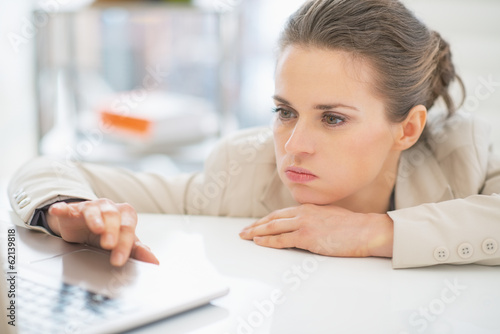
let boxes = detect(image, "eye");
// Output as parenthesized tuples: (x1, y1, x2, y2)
(323, 113, 345, 126)
(272, 107, 296, 120)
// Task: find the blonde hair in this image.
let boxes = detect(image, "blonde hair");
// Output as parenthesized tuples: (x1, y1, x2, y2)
(279, 0, 465, 123)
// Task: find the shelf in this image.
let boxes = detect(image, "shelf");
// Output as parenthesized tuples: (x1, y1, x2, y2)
(34, 0, 241, 168)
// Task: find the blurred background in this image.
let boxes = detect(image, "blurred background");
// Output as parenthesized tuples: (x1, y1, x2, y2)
(1, 0, 500, 208)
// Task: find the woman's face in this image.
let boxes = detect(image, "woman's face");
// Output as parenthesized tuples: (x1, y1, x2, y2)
(273, 46, 401, 209)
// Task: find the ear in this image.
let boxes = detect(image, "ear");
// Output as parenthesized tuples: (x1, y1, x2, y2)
(392, 105, 427, 151)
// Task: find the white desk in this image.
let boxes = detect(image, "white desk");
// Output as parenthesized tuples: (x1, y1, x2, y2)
(2, 212, 499, 334)
(125, 214, 500, 334)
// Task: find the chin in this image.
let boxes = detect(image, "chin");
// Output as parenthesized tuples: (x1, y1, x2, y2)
(289, 187, 334, 206)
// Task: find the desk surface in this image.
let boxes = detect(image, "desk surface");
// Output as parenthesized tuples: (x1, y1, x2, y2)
(2, 212, 499, 334)
(124, 214, 500, 334)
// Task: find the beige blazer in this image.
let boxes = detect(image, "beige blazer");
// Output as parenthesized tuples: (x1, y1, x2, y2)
(8, 112, 500, 269)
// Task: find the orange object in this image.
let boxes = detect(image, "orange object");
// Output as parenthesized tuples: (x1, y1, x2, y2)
(100, 110, 152, 136)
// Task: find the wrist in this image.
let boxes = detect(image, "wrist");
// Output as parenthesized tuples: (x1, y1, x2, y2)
(366, 213, 394, 258)
(46, 210, 61, 236)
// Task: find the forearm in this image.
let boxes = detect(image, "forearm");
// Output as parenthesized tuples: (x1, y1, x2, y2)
(8, 156, 196, 227)
(389, 194, 500, 268)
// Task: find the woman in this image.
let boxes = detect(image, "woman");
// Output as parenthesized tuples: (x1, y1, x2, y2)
(9, 0, 500, 269)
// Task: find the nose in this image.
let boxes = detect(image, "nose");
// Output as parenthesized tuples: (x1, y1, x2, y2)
(284, 120, 315, 155)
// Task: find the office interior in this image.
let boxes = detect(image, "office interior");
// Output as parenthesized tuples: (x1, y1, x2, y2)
(1, 0, 499, 210)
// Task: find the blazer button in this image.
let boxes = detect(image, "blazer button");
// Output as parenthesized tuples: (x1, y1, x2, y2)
(13, 188, 25, 198)
(457, 243, 474, 259)
(18, 197, 31, 209)
(482, 239, 498, 255)
(434, 246, 449, 262)
(15, 192, 28, 203)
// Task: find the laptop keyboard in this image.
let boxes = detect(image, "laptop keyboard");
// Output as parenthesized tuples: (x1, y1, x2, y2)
(17, 276, 137, 334)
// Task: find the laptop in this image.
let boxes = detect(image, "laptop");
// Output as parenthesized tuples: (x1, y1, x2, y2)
(0, 211, 229, 334)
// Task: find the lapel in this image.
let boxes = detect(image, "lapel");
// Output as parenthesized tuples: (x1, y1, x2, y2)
(259, 170, 298, 212)
(395, 141, 455, 209)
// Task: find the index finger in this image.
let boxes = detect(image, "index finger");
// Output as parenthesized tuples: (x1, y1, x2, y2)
(242, 206, 299, 230)
(130, 239, 160, 265)
(109, 205, 138, 266)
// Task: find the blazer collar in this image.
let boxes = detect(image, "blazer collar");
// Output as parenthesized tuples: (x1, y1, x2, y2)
(395, 141, 454, 209)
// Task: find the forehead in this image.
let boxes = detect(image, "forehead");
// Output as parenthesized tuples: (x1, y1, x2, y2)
(274, 45, 376, 99)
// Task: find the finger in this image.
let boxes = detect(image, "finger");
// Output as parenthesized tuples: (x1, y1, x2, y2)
(239, 217, 300, 240)
(81, 204, 105, 234)
(109, 207, 137, 266)
(99, 201, 121, 249)
(48, 202, 72, 217)
(47, 202, 72, 236)
(253, 231, 299, 249)
(130, 239, 160, 265)
(242, 207, 298, 231)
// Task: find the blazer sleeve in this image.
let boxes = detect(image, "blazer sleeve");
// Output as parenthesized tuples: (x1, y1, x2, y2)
(388, 151, 500, 269)
(7, 137, 236, 231)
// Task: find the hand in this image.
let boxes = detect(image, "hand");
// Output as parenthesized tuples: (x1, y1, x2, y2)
(47, 199, 160, 267)
(239, 204, 394, 258)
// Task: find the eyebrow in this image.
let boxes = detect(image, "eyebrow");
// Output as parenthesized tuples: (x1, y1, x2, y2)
(272, 95, 360, 112)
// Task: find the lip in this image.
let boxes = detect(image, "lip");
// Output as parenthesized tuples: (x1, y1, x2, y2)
(285, 166, 318, 183)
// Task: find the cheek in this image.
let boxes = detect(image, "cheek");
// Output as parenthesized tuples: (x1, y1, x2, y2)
(321, 126, 394, 174)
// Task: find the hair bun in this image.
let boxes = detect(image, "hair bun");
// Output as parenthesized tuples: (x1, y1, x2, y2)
(429, 31, 464, 116)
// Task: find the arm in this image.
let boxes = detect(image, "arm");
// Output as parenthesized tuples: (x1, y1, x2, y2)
(7, 156, 201, 266)
(7, 157, 176, 266)
(389, 194, 500, 268)
(239, 204, 394, 258)
(239, 192, 500, 268)
(389, 145, 500, 268)
(7, 126, 259, 225)
(7, 130, 249, 265)
(8, 156, 198, 226)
